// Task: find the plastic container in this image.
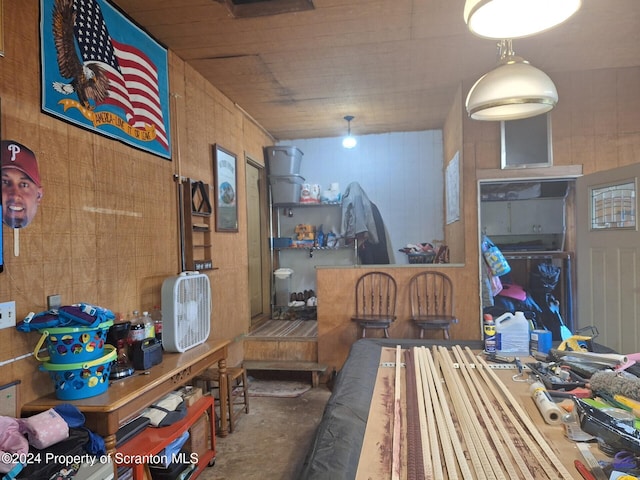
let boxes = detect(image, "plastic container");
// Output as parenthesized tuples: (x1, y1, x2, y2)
(530, 329, 552, 356)
(271, 237, 293, 248)
(142, 311, 155, 339)
(269, 174, 305, 204)
(274, 268, 293, 306)
(151, 305, 163, 343)
(495, 311, 530, 356)
(40, 345, 116, 400)
(264, 146, 303, 176)
(33, 320, 114, 364)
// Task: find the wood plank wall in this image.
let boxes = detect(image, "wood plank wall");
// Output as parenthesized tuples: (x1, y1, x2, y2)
(0, 1, 272, 404)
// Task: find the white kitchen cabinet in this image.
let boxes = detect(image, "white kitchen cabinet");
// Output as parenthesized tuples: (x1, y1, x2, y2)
(509, 198, 565, 234)
(481, 198, 565, 236)
(481, 201, 512, 235)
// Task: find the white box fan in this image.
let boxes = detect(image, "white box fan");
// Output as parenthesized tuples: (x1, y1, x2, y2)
(161, 271, 211, 352)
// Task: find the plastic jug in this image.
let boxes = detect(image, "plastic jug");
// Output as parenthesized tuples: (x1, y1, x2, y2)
(495, 311, 530, 357)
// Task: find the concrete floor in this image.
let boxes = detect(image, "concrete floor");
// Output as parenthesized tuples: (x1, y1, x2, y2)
(199, 385, 331, 480)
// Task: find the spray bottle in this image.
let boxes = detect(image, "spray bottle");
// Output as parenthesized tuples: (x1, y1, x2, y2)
(483, 313, 496, 354)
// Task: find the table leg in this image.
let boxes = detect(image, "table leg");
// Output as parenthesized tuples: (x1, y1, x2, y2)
(105, 433, 117, 457)
(218, 358, 229, 437)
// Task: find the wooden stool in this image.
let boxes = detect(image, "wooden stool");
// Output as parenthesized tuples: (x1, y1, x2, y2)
(195, 366, 249, 433)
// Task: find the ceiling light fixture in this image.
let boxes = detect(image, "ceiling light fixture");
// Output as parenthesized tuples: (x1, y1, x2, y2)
(464, 0, 582, 39)
(342, 115, 357, 149)
(465, 39, 558, 121)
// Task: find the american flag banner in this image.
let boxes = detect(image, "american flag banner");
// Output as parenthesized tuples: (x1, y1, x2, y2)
(40, 0, 171, 159)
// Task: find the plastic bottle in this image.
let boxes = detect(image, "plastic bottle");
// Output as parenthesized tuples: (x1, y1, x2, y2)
(495, 311, 530, 356)
(128, 310, 145, 343)
(151, 305, 163, 343)
(483, 314, 496, 354)
(142, 311, 155, 339)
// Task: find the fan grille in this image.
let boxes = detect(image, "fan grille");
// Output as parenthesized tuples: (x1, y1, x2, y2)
(161, 273, 211, 352)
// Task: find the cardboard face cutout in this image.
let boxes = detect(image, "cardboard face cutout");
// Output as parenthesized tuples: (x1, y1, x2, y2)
(1, 140, 43, 229)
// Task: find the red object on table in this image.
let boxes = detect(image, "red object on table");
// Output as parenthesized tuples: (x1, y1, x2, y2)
(574, 459, 596, 480)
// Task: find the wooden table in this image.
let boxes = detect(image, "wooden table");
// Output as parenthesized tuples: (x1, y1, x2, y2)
(355, 346, 605, 479)
(22, 338, 230, 455)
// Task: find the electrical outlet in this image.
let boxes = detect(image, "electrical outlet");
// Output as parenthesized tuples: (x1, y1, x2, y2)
(0, 301, 16, 329)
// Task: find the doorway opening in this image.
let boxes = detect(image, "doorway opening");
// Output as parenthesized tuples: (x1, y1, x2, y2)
(246, 156, 270, 328)
(478, 176, 577, 339)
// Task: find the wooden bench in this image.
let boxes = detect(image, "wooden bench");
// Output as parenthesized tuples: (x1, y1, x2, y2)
(243, 360, 328, 387)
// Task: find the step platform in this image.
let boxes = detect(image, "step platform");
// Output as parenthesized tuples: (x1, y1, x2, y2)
(244, 360, 328, 387)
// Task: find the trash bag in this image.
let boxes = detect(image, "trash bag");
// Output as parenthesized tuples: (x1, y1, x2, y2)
(528, 262, 571, 340)
(529, 262, 560, 294)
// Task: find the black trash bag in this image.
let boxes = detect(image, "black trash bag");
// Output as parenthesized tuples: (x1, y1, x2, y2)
(529, 262, 569, 341)
(529, 262, 561, 294)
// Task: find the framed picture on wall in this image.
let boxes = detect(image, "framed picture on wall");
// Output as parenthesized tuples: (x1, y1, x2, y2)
(213, 144, 238, 232)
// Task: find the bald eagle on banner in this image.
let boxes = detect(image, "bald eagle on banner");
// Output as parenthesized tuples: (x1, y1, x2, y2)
(51, 0, 110, 108)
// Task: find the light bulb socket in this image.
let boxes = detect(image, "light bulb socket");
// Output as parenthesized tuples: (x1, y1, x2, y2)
(342, 115, 357, 148)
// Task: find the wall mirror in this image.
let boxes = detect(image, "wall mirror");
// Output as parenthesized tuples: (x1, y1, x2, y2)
(501, 113, 553, 169)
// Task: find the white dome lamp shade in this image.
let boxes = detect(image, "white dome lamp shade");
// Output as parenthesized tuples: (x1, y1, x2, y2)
(466, 40, 558, 121)
(342, 115, 357, 149)
(464, 0, 582, 39)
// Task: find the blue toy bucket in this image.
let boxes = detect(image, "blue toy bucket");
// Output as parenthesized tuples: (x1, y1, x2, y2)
(33, 320, 113, 364)
(40, 345, 116, 400)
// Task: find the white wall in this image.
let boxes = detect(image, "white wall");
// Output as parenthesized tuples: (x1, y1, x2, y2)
(278, 130, 445, 264)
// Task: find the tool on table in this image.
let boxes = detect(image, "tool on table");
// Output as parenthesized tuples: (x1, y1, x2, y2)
(551, 349, 629, 369)
(576, 442, 609, 480)
(558, 326, 599, 352)
(526, 360, 588, 392)
(574, 459, 596, 480)
(529, 381, 563, 425)
(613, 451, 640, 471)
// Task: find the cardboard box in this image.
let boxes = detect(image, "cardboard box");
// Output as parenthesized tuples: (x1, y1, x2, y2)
(180, 386, 203, 408)
(186, 412, 210, 460)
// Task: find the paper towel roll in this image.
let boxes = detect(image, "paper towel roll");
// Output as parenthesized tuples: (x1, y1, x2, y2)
(529, 381, 563, 425)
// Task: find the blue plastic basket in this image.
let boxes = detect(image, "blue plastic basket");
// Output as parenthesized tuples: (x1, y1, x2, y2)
(33, 320, 113, 364)
(40, 345, 116, 400)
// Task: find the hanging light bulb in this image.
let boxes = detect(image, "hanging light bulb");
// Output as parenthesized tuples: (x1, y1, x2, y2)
(464, 0, 582, 39)
(342, 115, 357, 149)
(465, 39, 558, 121)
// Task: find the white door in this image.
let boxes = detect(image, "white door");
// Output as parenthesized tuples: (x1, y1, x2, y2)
(576, 164, 640, 353)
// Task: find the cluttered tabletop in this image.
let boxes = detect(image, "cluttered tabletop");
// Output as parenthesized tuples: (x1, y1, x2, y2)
(487, 330, 640, 480)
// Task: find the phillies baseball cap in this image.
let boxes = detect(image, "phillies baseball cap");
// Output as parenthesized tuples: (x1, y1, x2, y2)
(1, 140, 41, 187)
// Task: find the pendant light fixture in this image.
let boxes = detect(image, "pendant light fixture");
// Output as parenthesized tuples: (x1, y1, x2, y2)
(465, 39, 558, 121)
(464, 0, 582, 39)
(342, 115, 357, 149)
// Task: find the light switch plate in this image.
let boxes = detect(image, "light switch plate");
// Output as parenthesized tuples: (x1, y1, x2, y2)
(47, 294, 62, 310)
(0, 301, 16, 329)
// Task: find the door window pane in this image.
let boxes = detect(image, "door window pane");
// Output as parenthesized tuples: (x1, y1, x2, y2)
(591, 180, 636, 230)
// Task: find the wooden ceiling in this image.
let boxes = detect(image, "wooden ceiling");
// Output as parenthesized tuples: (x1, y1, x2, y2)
(112, 0, 640, 141)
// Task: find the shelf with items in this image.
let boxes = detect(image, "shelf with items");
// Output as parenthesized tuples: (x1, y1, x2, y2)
(116, 395, 216, 479)
(269, 200, 356, 317)
(179, 177, 215, 271)
(273, 201, 343, 208)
